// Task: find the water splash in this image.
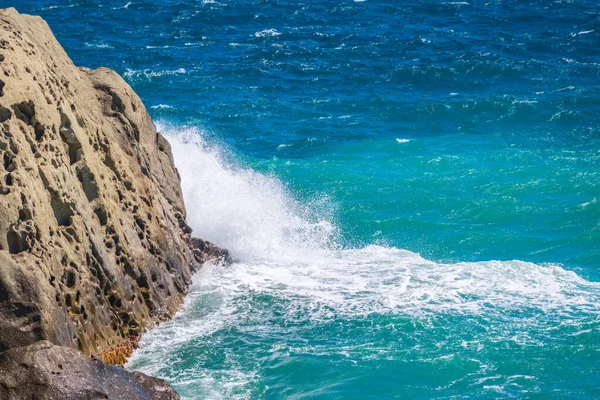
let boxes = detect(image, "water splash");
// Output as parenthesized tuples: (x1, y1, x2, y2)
(160, 122, 338, 262)
(157, 121, 600, 319)
(128, 124, 600, 399)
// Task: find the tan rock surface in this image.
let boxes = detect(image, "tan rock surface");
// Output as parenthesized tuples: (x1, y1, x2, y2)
(0, 7, 203, 356)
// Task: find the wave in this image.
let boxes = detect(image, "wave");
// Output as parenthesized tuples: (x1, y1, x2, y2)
(123, 68, 187, 82)
(127, 123, 600, 398)
(84, 42, 113, 49)
(253, 29, 281, 38)
(159, 122, 600, 317)
(150, 104, 175, 110)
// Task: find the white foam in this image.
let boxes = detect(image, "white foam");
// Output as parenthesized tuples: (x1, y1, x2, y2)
(160, 123, 337, 262)
(124, 68, 187, 82)
(395, 138, 411, 143)
(579, 198, 597, 208)
(150, 104, 175, 110)
(158, 122, 600, 319)
(571, 29, 595, 37)
(197, 247, 600, 321)
(84, 42, 112, 49)
(111, 2, 132, 9)
(254, 29, 281, 38)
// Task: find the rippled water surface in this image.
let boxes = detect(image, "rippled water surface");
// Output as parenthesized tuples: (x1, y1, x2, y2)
(15, 0, 600, 398)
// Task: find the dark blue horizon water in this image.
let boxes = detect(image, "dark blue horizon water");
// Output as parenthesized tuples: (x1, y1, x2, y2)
(12, 1, 600, 398)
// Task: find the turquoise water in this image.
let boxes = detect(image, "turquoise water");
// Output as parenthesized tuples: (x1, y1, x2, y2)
(18, 0, 600, 398)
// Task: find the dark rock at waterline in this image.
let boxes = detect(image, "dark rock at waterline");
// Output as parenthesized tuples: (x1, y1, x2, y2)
(0, 341, 180, 400)
(191, 237, 230, 265)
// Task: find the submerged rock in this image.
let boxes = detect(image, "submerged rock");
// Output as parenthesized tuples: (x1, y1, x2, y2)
(0, 341, 179, 400)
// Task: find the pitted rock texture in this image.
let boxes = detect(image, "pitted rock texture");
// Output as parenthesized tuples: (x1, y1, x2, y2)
(0, 341, 180, 400)
(0, 7, 202, 356)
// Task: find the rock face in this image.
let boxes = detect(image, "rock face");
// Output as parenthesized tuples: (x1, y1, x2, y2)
(0, 4, 226, 379)
(0, 7, 233, 397)
(0, 341, 180, 400)
(0, 6, 197, 357)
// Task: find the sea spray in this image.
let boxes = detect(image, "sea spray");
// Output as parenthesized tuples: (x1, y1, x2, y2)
(127, 124, 600, 399)
(160, 122, 339, 261)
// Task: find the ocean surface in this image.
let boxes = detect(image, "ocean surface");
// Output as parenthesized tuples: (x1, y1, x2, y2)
(16, 0, 600, 398)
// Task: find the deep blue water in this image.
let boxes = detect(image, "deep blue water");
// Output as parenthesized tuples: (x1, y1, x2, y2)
(13, 0, 600, 398)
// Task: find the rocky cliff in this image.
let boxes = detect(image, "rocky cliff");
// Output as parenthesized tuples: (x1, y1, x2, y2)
(0, 8, 225, 397)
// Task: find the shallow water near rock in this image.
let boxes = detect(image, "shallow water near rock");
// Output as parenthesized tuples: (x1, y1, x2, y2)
(17, 0, 600, 398)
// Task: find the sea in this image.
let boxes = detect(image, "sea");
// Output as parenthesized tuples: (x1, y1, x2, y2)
(15, 0, 600, 398)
